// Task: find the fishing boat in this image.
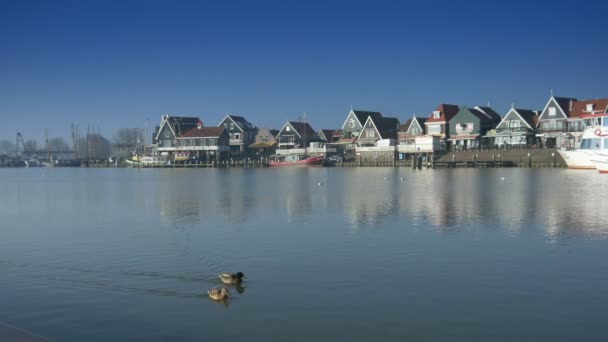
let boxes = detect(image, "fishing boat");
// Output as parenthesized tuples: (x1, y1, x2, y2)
(268, 154, 324, 166)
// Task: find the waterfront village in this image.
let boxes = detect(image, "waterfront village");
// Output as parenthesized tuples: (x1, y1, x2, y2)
(137, 94, 608, 167)
(2, 94, 607, 168)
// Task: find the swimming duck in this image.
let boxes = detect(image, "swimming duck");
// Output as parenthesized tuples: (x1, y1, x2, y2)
(219, 272, 245, 284)
(208, 287, 231, 300)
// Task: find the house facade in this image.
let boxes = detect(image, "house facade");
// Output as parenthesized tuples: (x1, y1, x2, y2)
(340, 109, 383, 143)
(448, 106, 501, 150)
(484, 107, 538, 148)
(218, 114, 257, 154)
(355, 116, 400, 163)
(424, 104, 459, 141)
(275, 121, 319, 154)
(155, 115, 230, 161)
(249, 128, 278, 157)
(536, 96, 578, 148)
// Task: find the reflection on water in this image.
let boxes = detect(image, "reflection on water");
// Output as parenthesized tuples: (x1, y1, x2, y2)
(2, 167, 608, 341)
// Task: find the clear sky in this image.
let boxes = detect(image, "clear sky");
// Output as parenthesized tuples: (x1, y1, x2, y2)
(1, 0, 607, 142)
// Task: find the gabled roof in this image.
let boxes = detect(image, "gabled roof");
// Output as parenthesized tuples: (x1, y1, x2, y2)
(360, 116, 400, 140)
(426, 104, 459, 123)
(553, 97, 577, 117)
(569, 98, 608, 118)
(180, 126, 225, 138)
(497, 108, 539, 130)
(269, 129, 280, 137)
(352, 110, 383, 125)
(221, 114, 254, 132)
(399, 117, 428, 133)
(280, 121, 316, 138)
(319, 129, 339, 141)
(155, 115, 201, 140)
(474, 106, 502, 121)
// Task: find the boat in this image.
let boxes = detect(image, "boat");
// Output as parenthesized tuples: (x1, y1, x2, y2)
(268, 154, 324, 166)
(588, 127, 608, 173)
(173, 151, 191, 163)
(41, 159, 81, 167)
(558, 127, 606, 170)
(126, 155, 168, 166)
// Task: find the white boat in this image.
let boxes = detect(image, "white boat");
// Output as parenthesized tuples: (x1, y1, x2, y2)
(588, 127, 608, 173)
(126, 155, 168, 166)
(558, 127, 607, 170)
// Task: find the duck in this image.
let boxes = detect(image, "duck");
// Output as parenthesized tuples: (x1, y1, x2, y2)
(208, 287, 231, 300)
(219, 272, 245, 284)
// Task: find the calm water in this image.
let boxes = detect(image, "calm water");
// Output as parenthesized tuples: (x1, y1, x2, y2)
(1, 167, 608, 341)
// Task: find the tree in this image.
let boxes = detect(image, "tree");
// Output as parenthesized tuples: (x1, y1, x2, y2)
(24, 139, 38, 153)
(47, 137, 70, 152)
(113, 128, 144, 146)
(0, 140, 15, 156)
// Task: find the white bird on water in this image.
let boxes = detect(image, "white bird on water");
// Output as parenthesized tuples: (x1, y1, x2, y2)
(400, 177, 405, 181)
(383, 177, 388, 181)
(499, 177, 505, 181)
(318, 181, 324, 187)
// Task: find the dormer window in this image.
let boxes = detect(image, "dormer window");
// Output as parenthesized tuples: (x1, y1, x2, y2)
(433, 111, 441, 119)
(586, 104, 594, 112)
(548, 107, 556, 116)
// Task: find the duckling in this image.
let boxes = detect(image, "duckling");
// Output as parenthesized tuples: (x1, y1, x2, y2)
(208, 287, 231, 300)
(219, 272, 245, 284)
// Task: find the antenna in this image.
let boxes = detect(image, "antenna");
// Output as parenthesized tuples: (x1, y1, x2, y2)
(550, 88, 554, 97)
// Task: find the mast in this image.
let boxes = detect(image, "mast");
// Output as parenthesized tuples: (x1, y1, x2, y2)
(302, 112, 307, 156)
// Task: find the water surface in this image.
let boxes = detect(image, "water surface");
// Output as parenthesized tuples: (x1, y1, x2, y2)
(1, 168, 607, 341)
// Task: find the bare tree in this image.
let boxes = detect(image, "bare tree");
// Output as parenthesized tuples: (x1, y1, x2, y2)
(47, 137, 70, 152)
(113, 128, 143, 146)
(24, 139, 38, 153)
(0, 140, 15, 155)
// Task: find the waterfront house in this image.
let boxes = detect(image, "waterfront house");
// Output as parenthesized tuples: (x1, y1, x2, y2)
(355, 116, 400, 163)
(570, 98, 608, 127)
(424, 104, 460, 142)
(339, 109, 383, 142)
(218, 114, 257, 155)
(484, 106, 539, 148)
(318, 129, 342, 143)
(275, 121, 319, 154)
(448, 106, 501, 150)
(397, 116, 443, 158)
(155, 115, 229, 161)
(249, 128, 279, 157)
(536, 96, 578, 148)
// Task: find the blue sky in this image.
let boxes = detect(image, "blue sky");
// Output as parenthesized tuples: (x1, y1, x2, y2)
(1, 0, 607, 142)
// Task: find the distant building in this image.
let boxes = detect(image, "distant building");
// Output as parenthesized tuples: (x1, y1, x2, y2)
(275, 121, 318, 150)
(218, 114, 257, 155)
(155, 115, 229, 161)
(448, 106, 501, 150)
(339, 109, 383, 143)
(249, 128, 278, 157)
(535, 96, 578, 148)
(355, 116, 400, 163)
(318, 129, 341, 143)
(424, 104, 460, 141)
(484, 107, 539, 148)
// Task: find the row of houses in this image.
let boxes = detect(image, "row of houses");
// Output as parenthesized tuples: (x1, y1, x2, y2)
(148, 95, 608, 162)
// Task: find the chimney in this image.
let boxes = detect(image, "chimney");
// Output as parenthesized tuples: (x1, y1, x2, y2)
(197, 120, 203, 129)
(569, 99, 573, 112)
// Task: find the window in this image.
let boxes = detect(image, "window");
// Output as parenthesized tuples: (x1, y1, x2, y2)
(604, 118, 608, 127)
(586, 104, 594, 112)
(433, 111, 440, 119)
(556, 121, 563, 129)
(286, 126, 290, 131)
(365, 128, 376, 138)
(548, 107, 556, 116)
(428, 125, 441, 134)
(230, 123, 234, 130)
(510, 120, 521, 128)
(604, 138, 608, 149)
(235, 133, 240, 140)
(581, 138, 601, 150)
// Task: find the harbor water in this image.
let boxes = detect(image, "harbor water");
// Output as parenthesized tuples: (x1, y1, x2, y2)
(1, 168, 607, 341)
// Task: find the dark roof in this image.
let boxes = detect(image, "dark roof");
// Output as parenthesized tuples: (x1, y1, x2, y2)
(370, 116, 400, 139)
(180, 126, 225, 138)
(319, 129, 337, 141)
(227, 115, 254, 130)
(288, 121, 316, 137)
(553, 97, 578, 117)
(398, 118, 413, 132)
(569, 98, 608, 118)
(513, 108, 540, 128)
(269, 129, 280, 137)
(352, 110, 383, 125)
(475, 106, 502, 121)
(159, 116, 201, 138)
(427, 104, 459, 123)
